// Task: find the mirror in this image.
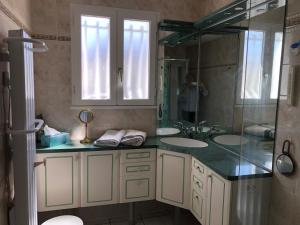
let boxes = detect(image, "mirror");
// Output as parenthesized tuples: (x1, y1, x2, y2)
(157, 38, 201, 128)
(158, 0, 286, 170)
(276, 154, 295, 175)
(79, 110, 94, 144)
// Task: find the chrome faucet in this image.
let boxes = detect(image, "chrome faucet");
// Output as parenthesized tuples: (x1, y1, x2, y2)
(208, 124, 220, 137)
(174, 121, 193, 138)
(174, 121, 184, 130)
(198, 120, 207, 133)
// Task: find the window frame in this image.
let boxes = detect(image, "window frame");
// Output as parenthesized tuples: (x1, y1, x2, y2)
(71, 5, 117, 106)
(117, 9, 158, 106)
(236, 24, 284, 106)
(71, 4, 158, 106)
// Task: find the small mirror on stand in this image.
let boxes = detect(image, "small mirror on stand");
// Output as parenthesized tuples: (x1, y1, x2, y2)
(79, 110, 94, 144)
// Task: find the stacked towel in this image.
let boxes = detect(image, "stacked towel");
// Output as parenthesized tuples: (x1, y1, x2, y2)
(121, 130, 147, 147)
(244, 124, 275, 139)
(94, 130, 126, 147)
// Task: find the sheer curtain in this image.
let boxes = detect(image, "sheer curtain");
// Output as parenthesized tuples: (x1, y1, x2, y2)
(81, 16, 110, 100)
(241, 31, 265, 99)
(270, 32, 283, 99)
(123, 19, 150, 100)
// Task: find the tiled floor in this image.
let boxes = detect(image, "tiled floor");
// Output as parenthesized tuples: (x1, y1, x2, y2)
(102, 215, 173, 225)
(102, 214, 200, 225)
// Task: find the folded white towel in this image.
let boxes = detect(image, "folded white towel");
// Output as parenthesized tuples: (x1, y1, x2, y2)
(94, 130, 126, 147)
(44, 125, 61, 136)
(121, 129, 147, 147)
(244, 125, 275, 139)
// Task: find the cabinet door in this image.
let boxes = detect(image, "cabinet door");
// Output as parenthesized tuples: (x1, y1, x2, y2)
(120, 161, 156, 203)
(81, 151, 120, 207)
(156, 149, 191, 209)
(36, 153, 80, 212)
(206, 172, 231, 225)
(191, 190, 205, 223)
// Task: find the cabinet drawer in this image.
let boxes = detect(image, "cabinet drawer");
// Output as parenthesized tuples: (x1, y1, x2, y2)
(125, 178, 150, 199)
(120, 161, 156, 203)
(120, 149, 156, 163)
(192, 190, 204, 221)
(125, 164, 152, 174)
(192, 158, 206, 178)
(192, 175, 204, 195)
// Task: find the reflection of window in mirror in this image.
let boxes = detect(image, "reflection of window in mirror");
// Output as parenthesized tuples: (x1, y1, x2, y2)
(241, 31, 265, 100)
(237, 29, 283, 105)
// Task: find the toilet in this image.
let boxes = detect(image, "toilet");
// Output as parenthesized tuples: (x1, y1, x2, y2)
(41, 215, 83, 225)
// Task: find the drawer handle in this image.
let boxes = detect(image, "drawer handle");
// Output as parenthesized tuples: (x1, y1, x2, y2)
(34, 160, 45, 168)
(196, 181, 202, 188)
(195, 195, 199, 200)
(196, 166, 203, 172)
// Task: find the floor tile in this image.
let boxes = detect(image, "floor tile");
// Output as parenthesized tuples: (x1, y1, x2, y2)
(143, 216, 173, 225)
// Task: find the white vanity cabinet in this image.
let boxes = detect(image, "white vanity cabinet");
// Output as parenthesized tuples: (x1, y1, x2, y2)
(156, 149, 191, 209)
(36, 152, 80, 212)
(190, 157, 231, 225)
(120, 149, 156, 203)
(81, 151, 120, 207)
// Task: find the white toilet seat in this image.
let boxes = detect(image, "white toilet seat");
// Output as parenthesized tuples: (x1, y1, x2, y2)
(41, 215, 83, 225)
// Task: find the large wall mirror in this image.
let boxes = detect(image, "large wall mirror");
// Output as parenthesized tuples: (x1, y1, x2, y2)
(157, 0, 286, 171)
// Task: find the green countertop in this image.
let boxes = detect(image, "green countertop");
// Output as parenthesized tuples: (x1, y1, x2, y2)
(36, 136, 272, 181)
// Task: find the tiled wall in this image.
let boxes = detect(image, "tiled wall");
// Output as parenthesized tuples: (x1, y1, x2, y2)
(199, 34, 239, 128)
(31, 0, 234, 139)
(0, 0, 31, 30)
(0, 1, 32, 225)
(268, 1, 300, 224)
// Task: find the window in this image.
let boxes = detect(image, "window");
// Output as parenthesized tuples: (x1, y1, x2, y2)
(270, 32, 283, 99)
(71, 5, 158, 106)
(123, 20, 150, 100)
(81, 16, 111, 100)
(241, 31, 265, 100)
(238, 29, 283, 104)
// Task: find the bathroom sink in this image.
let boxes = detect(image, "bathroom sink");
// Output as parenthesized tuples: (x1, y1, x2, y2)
(156, 128, 180, 136)
(213, 135, 249, 146)
(160, 137, 208, 148)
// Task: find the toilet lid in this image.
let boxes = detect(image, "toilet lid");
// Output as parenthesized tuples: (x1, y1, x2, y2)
(42, 215, 83, 225)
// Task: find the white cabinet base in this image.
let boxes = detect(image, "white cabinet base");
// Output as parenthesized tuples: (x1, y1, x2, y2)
(156, 149, 191, 209)
(81, 151, 120, 207)
(36, 153, 80, 212)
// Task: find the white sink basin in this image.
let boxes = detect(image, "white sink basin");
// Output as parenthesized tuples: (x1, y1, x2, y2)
(160, 137, 208, 148)
(213, 135, 248, 146)
(156, 128, 180, 136)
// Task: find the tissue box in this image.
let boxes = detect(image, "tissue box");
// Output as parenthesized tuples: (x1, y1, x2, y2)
(41, 132, 70, 147)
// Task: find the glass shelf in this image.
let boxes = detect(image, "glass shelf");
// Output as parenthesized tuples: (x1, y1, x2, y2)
(158, 0, 286, 46)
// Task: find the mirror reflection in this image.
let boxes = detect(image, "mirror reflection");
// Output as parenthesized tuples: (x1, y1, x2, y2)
(158, 0, 286, 171)
(79, 110, 94, 124)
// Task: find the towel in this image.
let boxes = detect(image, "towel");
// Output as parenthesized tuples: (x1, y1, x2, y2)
(244, 125, 275, 139)
(121, 130, 147, 147)
(94, 130, 126, 147)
